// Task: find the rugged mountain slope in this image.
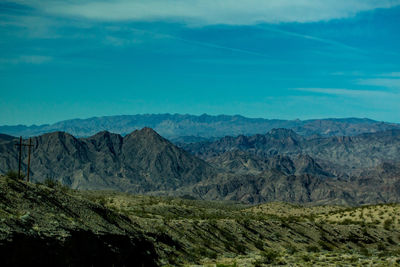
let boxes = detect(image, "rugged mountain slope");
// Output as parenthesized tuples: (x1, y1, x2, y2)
(1, 127, 400, 205)
(1, 114, 399, 139)
(184, 128, 400, 171)
(0, 128, 215, 193)
(206, 151, 331, 177)
(179, 128, 400, 204)
(0, 133, 16, 143)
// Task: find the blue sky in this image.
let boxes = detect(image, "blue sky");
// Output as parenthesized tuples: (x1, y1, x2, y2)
(1, 0, 400, 125)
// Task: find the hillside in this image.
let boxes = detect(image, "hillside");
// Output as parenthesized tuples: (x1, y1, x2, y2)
(1, 176, 399, 266)
(0, 128, 215, 193)
(0, 176, 159, 266)
(1, 114, 399, 140)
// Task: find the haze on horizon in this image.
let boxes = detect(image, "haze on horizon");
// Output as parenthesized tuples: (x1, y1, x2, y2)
(1, 0, 400, 125)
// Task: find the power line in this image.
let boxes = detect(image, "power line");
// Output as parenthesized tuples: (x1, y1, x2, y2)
(14, 137, 34, 181)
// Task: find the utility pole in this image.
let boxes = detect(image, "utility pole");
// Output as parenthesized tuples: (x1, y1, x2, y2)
(14, 137, 34, 181)
(15, 137, 23, 179)
(26, 138, 32, 182)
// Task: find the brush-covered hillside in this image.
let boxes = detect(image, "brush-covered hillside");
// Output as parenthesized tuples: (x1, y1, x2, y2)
(1, 175, 400, 266)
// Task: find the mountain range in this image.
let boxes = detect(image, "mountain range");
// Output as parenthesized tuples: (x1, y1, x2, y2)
(1, 114, 400, 141)
(1, 126, 400, 205)
(0, 128, 214, 193)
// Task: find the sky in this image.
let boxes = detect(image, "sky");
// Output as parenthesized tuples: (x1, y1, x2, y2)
(1, 0, 400, 125)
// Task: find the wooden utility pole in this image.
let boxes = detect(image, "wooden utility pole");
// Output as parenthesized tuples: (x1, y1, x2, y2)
(26, 138, 32, 182)
(14, 137, 34, 181)
(15, 137, 23, 179)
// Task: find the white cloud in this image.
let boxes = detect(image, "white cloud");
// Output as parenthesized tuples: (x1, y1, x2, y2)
(22, 0, 400, 25)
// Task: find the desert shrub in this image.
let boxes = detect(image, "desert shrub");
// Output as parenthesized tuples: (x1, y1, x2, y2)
(254, 240, 264, 251)
(318, 240, 334, 251)
(301, 254, 311, 262)
(383, 219, 392, 230)
(306, 245, 320, 253)
(5, 170, 24, 180)
(359, 247, 370, 257)
(44, 178, 58, 188)
(217, 263, 237, 267)
(272, 232, 282, 240)
(285, 244, 298, 255)
(377, 243, 386, 251)
(43, 178, 70, 193)
(387, 236, 396, 245)
(97, 196, 108, 207)
(339, 218, 356, 225)
(254, 249, 280, 265)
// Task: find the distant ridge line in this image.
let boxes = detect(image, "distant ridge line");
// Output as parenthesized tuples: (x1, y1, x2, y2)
(1, 114, 399, 141)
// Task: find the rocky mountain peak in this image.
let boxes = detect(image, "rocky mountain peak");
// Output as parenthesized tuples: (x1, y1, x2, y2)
(126, 127, 164, 141)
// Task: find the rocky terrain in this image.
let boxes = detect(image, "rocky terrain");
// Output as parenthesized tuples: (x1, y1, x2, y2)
(1, 127, 400, 205)
(182, 128, 400, 205)
(183, 128, 400, 171)
(1, 114, 399, 140)
(0, 176, 159, 266)
(0, 128, 215, 193)
(1, 176, 399, 266)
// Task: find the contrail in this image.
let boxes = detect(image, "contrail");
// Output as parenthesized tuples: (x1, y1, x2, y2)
(130, 28, 272, 58)
(254, 25, 364, 53)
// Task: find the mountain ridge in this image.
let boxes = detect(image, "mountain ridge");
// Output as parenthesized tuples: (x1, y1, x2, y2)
(0, 128, 216, 193)
(2, 114, 399, 140)
(1, 127, 400, 205)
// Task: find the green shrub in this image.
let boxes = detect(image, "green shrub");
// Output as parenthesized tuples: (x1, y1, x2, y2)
(5, 170, 24, 180)
(340, 218, 356, 225)
(285, 244, 298, 255)
(301, 254, 311, 262)
(306, 245, 320, 253)
(383, 219, 392, 230)
(318, 240, 334, 251)
(377, 243, 386, 251)
(254, 240, 264, 251)
(43, 178, 70, 192)
(359, 247, 370, 257)
(256, 249, 280, 265)
(44, 178, 58, 188)
(217, 263, 237, 267)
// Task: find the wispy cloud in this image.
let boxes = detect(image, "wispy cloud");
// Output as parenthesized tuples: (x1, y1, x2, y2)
(357, 78, 400, 89)
(106, 27, 275, 57)
(295, 87, 397, 98)
(377, 72, 400, 78)
(0, 55, 52, 65)
(19, 0, 400, 26)
(255, 25, 363, 53)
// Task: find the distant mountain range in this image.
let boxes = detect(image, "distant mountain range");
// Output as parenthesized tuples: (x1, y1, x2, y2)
(1, 127, 399, 205)
(1, 114, 400, 141)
